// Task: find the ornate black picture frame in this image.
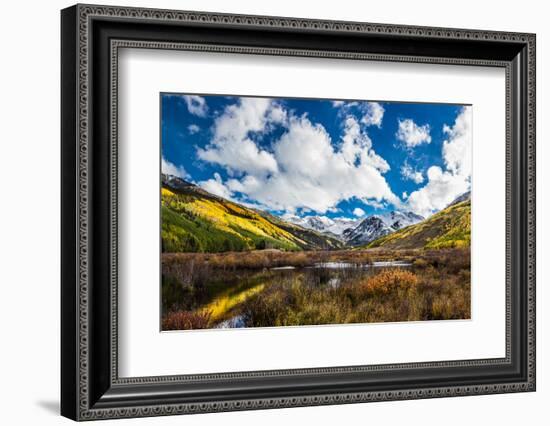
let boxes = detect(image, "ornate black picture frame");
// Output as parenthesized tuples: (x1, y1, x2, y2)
(61, 4, 536, 421)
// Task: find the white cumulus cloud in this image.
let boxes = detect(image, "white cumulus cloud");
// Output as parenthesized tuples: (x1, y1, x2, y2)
(340, 116, 389, 172)
(442, 107, 472, 177)
(353, 207, 366, 217)
(188, 124, 200, 134)
(406, 107, 472, 216)
(332, 101, 385, 128)
(161, 157, 188, 179)
(198, 172, 233, 199)
(396, 118, 432, 148)
(332, 100, 358, 109)
(197, 97, 284, 176)
(360, 102, 385, 127)
(183, 95, 208, 117)
(202, 112, 400, 214)
(401, 163, 424, 184)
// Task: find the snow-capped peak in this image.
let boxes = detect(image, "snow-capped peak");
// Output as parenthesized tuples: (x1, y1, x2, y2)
(381, 211, 424, 231)
(343, 210, 424, 246)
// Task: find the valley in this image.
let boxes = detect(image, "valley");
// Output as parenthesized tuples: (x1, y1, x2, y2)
(160, 175, 471, 330)
(161, 174, 470, 251)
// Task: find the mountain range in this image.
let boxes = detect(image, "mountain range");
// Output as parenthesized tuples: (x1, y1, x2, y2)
(161, 174, 470, 252)
(342, 210, 424, 246)
(286, 210, 424, 246)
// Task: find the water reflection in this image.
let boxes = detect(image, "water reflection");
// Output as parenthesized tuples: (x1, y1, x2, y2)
(164, 260, 412, 328)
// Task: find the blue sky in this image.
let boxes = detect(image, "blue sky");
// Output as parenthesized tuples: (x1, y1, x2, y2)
(161, 93, 472, 219)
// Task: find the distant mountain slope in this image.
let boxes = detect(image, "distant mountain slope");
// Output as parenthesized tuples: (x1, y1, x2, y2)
(448, 190, 471, 207)
(161, 175, 342, 253)
(366, 199, 471, 250)
(383, 211, 425, 230)
(343, 211, 424, 246)
(254, 210, 344, 250)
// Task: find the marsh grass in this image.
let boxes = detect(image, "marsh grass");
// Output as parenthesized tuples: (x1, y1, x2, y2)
(162, 248, 422, 271)
(162, 310, 212, 330)
(161, 248, 470, 330)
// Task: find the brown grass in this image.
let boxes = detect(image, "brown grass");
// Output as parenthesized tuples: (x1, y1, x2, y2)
(162, 247, 428, 271)
(162, 310, 212, 330)
(161, 248, 471, 329)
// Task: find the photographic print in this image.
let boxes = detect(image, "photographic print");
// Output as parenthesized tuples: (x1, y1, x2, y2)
(160, 94, 472, 331)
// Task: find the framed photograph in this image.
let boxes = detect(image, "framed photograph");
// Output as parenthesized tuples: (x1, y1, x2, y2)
(61, 4, 536, 421)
